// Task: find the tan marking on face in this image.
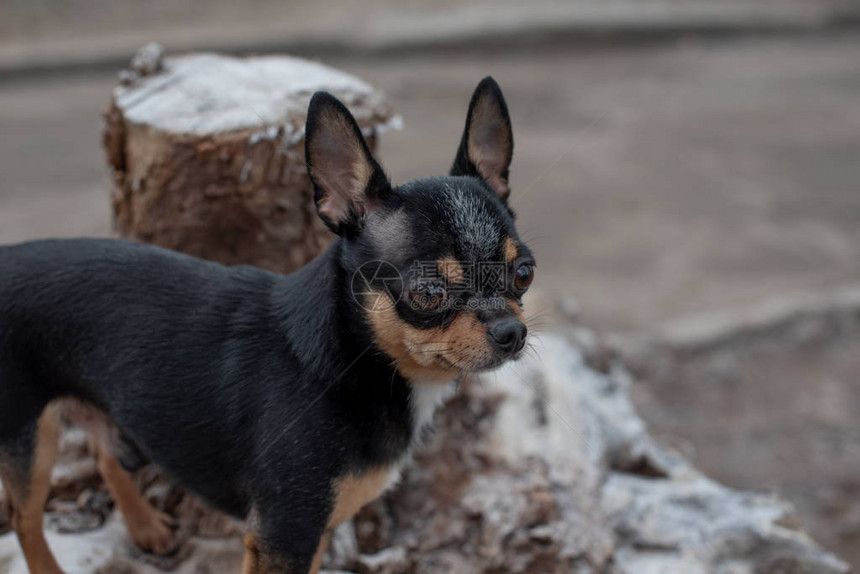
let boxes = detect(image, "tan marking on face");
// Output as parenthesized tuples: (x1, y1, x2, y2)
(309, 530, 333, 574)
(504, 237, 518, 264)
(366, 291, 493, 380)
(508, 299, 526, 324)
(329, 467, 392, 528)
(243, 531, 302, 573)
(242, 532, 268, 574)
(438, 256, 464, 285)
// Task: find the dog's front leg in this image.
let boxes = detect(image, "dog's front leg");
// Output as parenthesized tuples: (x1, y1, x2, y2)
(242, 531, 286, 574)
(242, 524, 330, 574)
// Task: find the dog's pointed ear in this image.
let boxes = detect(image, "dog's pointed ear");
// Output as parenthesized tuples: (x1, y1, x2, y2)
(450, 76, 514, 202)
(305, 92, 390, 236)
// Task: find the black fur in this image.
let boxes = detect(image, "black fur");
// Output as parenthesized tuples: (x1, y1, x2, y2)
(0, 77, 533, 573)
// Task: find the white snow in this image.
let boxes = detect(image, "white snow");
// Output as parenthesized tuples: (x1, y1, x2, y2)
(115, 54, 380, 135)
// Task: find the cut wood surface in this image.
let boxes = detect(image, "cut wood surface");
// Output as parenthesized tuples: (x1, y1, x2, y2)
(104, 48, 396, 272)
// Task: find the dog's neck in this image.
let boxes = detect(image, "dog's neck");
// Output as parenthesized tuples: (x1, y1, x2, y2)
(270, 240, 383, 377)
(271, 239, 463, 397)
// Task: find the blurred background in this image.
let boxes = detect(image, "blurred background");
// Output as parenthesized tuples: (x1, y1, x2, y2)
(1, 0, 859, 568)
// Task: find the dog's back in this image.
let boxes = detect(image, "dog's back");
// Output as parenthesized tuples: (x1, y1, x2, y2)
(0, 238, 234, 410)
(0, 239, 277, 517)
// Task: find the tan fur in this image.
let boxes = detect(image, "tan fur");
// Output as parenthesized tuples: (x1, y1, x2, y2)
(297, 468, 394, 574)
(503, 237, 518, 264)
(240, 465, 392, 574)
(57, 398, 176, 555)
(437, 256, 464, 286)
(94, 441, 175, 555)
(329, 468, 392, 528)
(242, 532, 297, 574)
(242, 527, 332, 574)
(1, 403, 64, 574)
(366, 291, 493, 380)
(508, 299, 526, 323)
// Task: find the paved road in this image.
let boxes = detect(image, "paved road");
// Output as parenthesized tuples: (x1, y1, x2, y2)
(1, 34, 859, 334)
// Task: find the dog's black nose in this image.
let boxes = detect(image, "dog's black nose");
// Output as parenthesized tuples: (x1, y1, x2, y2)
(488, 319, 527, 356)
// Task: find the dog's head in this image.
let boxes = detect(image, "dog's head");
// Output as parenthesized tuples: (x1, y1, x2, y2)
(305, 77, 534, 381)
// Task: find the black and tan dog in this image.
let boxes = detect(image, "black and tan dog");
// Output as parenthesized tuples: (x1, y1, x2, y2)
(0, 77, 534, 573)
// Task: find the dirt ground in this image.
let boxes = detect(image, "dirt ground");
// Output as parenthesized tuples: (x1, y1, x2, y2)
(1, 32, 859, 567)
(627, 312, 860, 567)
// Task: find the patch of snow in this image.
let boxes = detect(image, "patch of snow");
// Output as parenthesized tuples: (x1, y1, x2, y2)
(248, 124, 280, 145)
(115, 54, 381, 135)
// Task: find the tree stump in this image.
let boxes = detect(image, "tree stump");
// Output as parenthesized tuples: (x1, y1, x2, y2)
(103, 46, 396, 272)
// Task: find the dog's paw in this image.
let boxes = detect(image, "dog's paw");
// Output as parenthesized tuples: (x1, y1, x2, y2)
(127, 507, 178, 555)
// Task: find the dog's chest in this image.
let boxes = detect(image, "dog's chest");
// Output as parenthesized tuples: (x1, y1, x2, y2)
(409, 380, 457, 438)
(394, 380, 457, 482)
(329, 380, 455, 528)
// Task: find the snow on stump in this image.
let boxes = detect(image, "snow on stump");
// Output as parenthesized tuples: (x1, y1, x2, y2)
(103, 45, 396, 272)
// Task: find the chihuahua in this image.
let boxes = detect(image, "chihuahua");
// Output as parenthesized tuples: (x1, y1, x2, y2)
(0, 77, 534, 574)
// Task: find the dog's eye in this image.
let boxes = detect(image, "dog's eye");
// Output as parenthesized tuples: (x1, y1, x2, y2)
(513, 264, 534, 292)
(410, 283, 448, 311)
